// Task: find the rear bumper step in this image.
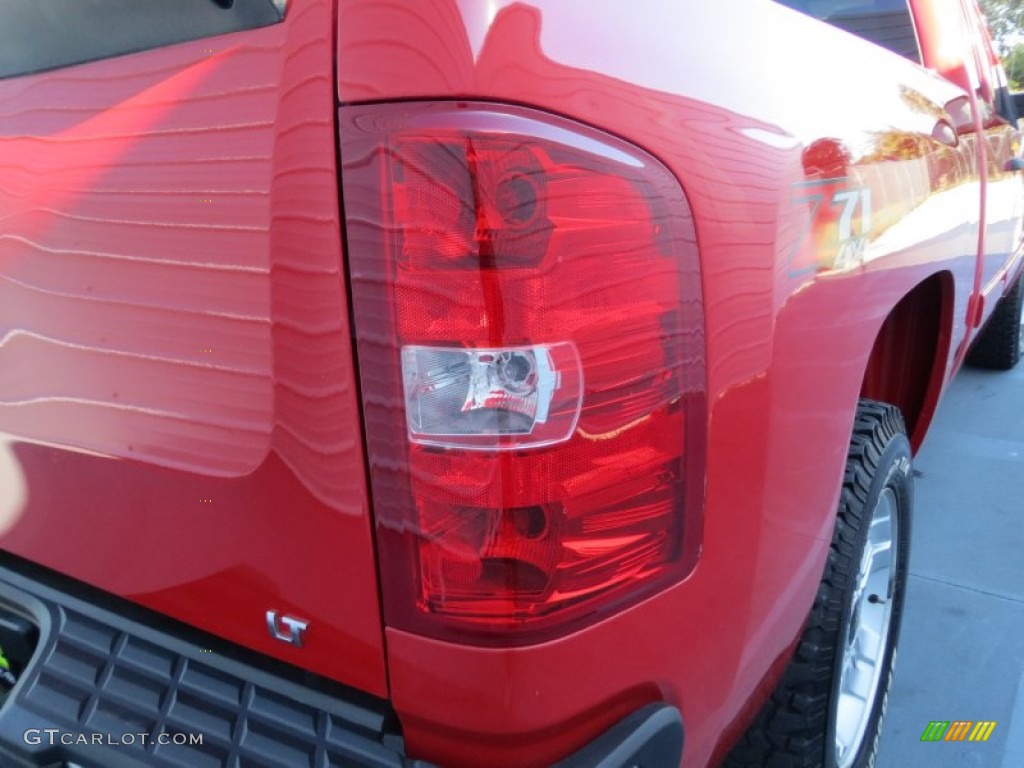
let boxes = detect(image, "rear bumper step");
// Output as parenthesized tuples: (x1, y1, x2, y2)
(0, 556, 414, 768)
(0, 555, 683, 768)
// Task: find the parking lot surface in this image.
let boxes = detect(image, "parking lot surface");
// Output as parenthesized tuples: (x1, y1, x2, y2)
(877, 344, 1024, 767)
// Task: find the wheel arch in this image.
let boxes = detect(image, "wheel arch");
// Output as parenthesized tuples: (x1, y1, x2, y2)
(859, 271, 955, 453)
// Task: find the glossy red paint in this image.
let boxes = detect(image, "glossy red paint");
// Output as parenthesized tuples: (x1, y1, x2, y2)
(0, 1, 1020, 766)
(335, 1, 1021, 766)
(0, 0, 388, 696)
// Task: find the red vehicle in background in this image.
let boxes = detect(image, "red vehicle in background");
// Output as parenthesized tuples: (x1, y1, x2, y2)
(0, 0, 1021, 766)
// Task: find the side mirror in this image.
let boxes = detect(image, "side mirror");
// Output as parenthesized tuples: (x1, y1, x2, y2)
(1013, 92, 1024, 122)
(990, 87, 1024, 125)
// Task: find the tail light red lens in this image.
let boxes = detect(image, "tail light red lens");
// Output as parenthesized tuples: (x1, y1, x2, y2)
(340, 103, 705, 645)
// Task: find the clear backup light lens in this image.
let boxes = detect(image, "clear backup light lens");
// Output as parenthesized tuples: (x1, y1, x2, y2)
(341, 102, 706, 646)
(401, 343, 582, 449)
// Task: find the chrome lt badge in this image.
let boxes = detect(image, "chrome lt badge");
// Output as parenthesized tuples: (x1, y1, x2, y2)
(266, 611, 308, 647)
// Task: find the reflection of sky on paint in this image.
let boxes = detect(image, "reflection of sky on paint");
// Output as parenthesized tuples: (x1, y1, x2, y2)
(461, 0, 516, 59)
(458, 0, 959, 154)
(862, 181, 981, 264)
(0, 435, 27, 537)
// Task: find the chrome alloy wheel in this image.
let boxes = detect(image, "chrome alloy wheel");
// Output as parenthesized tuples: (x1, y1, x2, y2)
(834, 487, 898, 768)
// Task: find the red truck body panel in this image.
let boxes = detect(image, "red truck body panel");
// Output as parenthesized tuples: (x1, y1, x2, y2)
(0, 0, 389, 697)
(335, 2, 1021, 765)
(0, 1, 1021, 766)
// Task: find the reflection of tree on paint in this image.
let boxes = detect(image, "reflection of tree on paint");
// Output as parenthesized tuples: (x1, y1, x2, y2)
(898, 84, 947, 121)
(802, 138, 852, 179)
(861, 130, 930, 162)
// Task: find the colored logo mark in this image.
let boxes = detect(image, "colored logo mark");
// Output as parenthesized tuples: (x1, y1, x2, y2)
(920, 721, 997, 742)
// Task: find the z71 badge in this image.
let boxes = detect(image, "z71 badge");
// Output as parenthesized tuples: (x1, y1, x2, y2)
(787, 177, 873, 276)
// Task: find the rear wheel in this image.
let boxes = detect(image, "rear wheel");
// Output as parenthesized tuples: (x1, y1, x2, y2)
(725, 401, 912, 768)
(966, 272, 1023, 370)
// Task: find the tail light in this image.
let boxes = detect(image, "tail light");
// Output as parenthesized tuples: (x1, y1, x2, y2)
(340, 103, 705, 645)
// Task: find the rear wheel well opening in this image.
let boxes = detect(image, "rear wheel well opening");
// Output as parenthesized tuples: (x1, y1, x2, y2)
(860, 272, 953, 452)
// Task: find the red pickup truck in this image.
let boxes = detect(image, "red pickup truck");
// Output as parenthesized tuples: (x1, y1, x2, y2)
(0, 0, 1021, 766)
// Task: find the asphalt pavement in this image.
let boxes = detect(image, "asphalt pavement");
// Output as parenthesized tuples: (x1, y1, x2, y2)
(876, 336, 1024, 767)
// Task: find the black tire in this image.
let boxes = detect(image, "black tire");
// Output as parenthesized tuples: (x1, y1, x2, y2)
(966, 272, 1023, 370)
(724, 401, 912, 768)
